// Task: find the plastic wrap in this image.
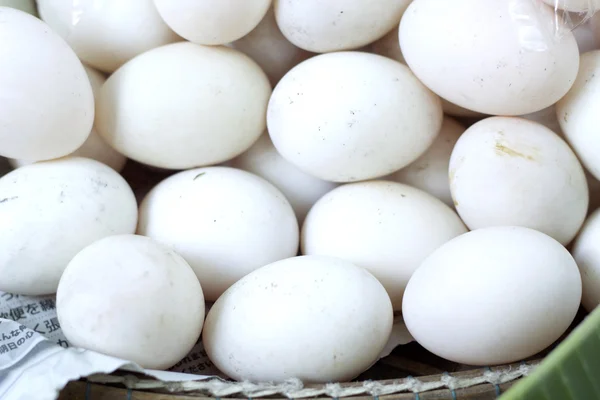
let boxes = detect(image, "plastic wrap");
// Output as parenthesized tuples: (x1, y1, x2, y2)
(511, 0, 599, 51)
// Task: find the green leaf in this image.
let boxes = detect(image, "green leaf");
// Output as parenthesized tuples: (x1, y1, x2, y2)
(501, 306, 600, 400)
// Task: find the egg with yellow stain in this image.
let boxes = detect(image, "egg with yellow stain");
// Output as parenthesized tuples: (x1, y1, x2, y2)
(449, 117, 588, 245)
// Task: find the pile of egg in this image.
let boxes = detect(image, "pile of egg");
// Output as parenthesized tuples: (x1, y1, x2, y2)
(1, 0, 600, 383)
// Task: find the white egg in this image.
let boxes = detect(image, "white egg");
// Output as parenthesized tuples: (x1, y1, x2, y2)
(96, 42, 271, 170)
(0, 7, 94, 161)
(9, 66, 127, 172)
(571, 209, 600, 310)
(57, 234, 204, 370)
(449, 117, 588, 245)
(268, 52, 442, 182)
(203, 255, 393, 383)
(138, 167, 299, 301)
(230, 134, 337, 223)
(400, 0, 579, 115)
(37, 0, 180, 73)
(302, 181, 467, 310)
(391, 117, 466, 207)
(0, 157, 138, 295)
(556, 50, 600, 180)
(403, 226, 582, 365)
(153, 0, 271, 45)
(230, 7, 312, 86)
(542, 0, 600, 12)
(274, 0, 411, 53)
(0, 0, 36, 15)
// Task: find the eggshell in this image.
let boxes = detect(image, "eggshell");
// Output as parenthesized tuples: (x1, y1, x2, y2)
(542, 0, 600, 12)
(390, 117, 466, 207)
(154, 0, 271, 45)
(230, 7, 312, 86)
(230, 134, 337, 223)
(571, 209, 600, 310)
(9, 66, 127, 172)
(556, 50, 600, 181)
(400, 0, 579, 115)
(403, 226, 582, 365)
(57, 234, 204, 369)
(0, 7, 94, 161)
(96, 42, 271, 170)
(302, 181, 467, 310)
(0, 157, 138, 295)
(37, 0, 180, 73)
(449, 117, 588, 245)
(274, 0, 411, 53)
(203, 255, 393, 382)
(268, 52, 443, 182)
(138, 167, 299, 301)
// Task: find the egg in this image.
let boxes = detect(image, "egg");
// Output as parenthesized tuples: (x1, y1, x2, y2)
(229, 134, 337, 223)
(138, 167, 299, 301)
(449, 117, 588, 245)
(302, 181, 467, 310)
(556, 50, 600, 181)
(0, 157, 138, 295)
(542, 0, 600, 12)
(229, 7, 312, 86)
(9, 66, 127, 172)
(153, 0, 271, 45)
(96, 42, 271, 170)
(57, 234, 204, 370)
(203, 255, 393, 383)
(267, 52, 443, 182)
(369, 27, 484, 119)
(390, 117, 466, 207)
(400, 0, 579, 115)
(403, 226, 582, 365)
(37, 0, 181, 73)
(0, 7, 94, 161)
(0, 0, 36, 15)
(274, 0, 411, 53)
(571, 209, 600, 310)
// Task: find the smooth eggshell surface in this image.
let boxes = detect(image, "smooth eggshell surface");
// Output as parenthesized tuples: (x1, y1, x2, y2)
(37, 0, 181, 73)
(400, 0, 579, 115)
(9, 66, 127, 172)
(301, 181, 467, 310)
(267, 52, 443, 182)
(391, 117, 466, 207)
(449, 117, 588, 245)
(154, 0, 271, 45)
(556, 50, 600, 181)
(274, 0, 411, 53)
(96, 42, 271, 170)
(571, 209, 600, 310)
(230, 134, 337, 223)
(403, 226, 582, 365)
(230, 7, 312, 86)
(0, 157, 138, 295)
(0, 7, 94, 161)
(138, 167, 299, 301)
(57, 234, 205, 370)
(203, 255, 393, 383)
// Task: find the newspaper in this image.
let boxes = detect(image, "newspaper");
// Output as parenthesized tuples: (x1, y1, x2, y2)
(0, 292, 413, 400)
